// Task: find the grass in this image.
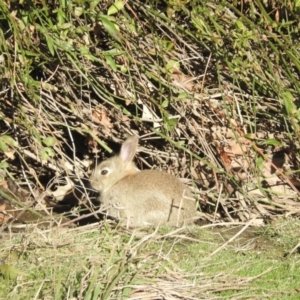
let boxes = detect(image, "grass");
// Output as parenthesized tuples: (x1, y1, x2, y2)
(1, 218, 300, 299)
(0, 0, 299, 220)
(1, 0, 300, 298)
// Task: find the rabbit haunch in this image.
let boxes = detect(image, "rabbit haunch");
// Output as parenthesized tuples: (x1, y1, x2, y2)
(90, 135, 197, 227)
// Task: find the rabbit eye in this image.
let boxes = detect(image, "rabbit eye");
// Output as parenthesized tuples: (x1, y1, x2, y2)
(101, 169, 108, 175)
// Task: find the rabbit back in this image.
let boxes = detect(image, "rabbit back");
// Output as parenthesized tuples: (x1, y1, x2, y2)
(99, 169, 196, 227)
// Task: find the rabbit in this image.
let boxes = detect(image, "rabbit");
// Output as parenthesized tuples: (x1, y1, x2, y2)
(89, 135, 197, 227)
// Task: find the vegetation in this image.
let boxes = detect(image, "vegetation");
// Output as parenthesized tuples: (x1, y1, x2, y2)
(0, 0, 300, 299)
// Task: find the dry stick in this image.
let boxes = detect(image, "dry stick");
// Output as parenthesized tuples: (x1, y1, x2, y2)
(241, 267, 273, 284)
(205, 93, 300, 195)
(59, 206, 107, 227)
(159, 227, 204, 243)
(199, 221, 266, 228)
(213, 183, 223, 222)
(49, 95, 92, 205)
(23, 149, 66, 173)
(287, 241, 300, 256)
(207, 217, 257, 258)
(130, 225, 161, 255)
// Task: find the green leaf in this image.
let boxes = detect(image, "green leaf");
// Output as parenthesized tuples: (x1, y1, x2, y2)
(282, 91, 296, 115)
(161, 39, 174, 51)
(0, 264, 20, 280)
(178, 92, 188, 100)
(42, 137, 56, 147)
(166, 59, 180, 73)
(74, 7, 84, 17)
(255, 156, 264, 170)
(262, 139, 282, 146)
(32, 128, 42, 145)
(244, 134, 255, 140)
(120, 65, 127, 73)
(161, 100, 169, 108)
(45, 35, 55, 56)
(104, 54, 117, 71)
(18, 19, 26, 30)
(41, 148, 49, 161)
(80, 46, 96, 61)
(107, 1, 124, 16)
(99, 15, 120, 42)
(59, 22, 72, 30)
(41, 147, 55, 160)
(0, 135, 17, 152)
(0, 141, 9, 152)
(0, 135, 17, 147)
(0, 161, 9, 169)
(164, 117, 178, 132)
(235, 19, 246, 31)
(90, 0, 101, 10)
(57, 8, 66, 25)
(46, 147, 55, 157)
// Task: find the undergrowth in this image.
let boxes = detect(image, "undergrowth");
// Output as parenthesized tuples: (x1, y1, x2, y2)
(1, 0, 300, 298)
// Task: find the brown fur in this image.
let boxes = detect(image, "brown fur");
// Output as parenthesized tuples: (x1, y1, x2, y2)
(90, 136, 197, 227)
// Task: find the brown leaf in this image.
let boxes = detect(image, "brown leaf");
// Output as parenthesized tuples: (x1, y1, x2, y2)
(125, 99, 132, 106)
(171, 72, 195, 91)
(122, 115, 130, 122)
(4, 150, 15, 160)
(226, 140, 248, 156)
(88, 131, 100, 154)
(218, 147, 231, 169)
(0, 202, 6, 212)
(0, 203, 12, 224)
(92, 109, 113, 128)
(0, 178, 8, 189)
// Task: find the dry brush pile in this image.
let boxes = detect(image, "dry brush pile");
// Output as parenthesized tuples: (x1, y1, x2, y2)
(0, 0, 300, 227)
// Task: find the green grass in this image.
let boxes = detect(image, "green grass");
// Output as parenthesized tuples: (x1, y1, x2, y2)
(1, 218, 300, 299)
(1, 0, 299, 217)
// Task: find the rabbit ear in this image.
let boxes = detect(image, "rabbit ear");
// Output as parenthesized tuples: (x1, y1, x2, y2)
(119, 135, 138, 163)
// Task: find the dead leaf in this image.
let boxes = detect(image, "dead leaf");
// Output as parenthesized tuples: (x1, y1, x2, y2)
(226, 139, 249, 156)
(4, 150, 15, 160)
(92, 109, 113, 128)
(88, 130, 100, 154)
(0, 178, 8, 189)
(49, 177, 74, 201)
(0, 202, 12, 224)
(171, 72, 195, 91)
(122, 115, 130, 122)
(0, 213, 11, 224)
(141, 104, 160, 128)
(0, 202, 6, 212)
(219, 149, 231, 168)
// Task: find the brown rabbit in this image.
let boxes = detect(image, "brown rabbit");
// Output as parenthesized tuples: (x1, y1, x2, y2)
(89, 135, 197, 227)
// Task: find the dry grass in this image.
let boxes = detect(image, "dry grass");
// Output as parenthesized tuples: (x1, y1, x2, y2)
(1, 219, 300, 299)
(1, 0, 300, 225)
(0, 222, 288, 299)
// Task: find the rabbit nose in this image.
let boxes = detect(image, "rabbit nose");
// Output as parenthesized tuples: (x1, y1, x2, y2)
(89, 177, 103, 190)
